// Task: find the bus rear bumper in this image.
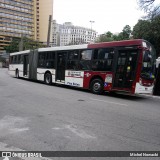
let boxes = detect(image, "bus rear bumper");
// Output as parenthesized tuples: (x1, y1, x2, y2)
(135, 83, 153, 94)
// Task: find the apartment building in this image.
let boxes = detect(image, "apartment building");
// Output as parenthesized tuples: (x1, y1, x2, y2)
(0, 0, 53, 52)
(34, 0, 53, 42)
(52, 21, 97, 46)
(0, 0, 34, 52)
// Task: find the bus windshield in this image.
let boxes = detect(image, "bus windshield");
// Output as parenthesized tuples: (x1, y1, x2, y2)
(141, 42, 156, 80)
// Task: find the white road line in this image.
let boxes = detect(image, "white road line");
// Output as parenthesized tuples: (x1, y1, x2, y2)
(90, 98, 128, 106)
(65, 124, 96, 139)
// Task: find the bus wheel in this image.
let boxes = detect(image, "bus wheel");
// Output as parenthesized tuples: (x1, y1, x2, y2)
(90, 79, 104, 94)
(44, 73, 52, 85)
(15, 69, 19, 78)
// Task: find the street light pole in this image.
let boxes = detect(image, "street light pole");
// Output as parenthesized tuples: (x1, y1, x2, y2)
(89, 20, 95, 31)
(89, 20, 95, 43)
(19, 18, 24, 51)
(47, 15, 52, 47)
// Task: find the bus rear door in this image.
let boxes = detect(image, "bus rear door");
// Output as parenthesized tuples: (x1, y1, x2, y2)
(56, 52, 67, 82)
(23, 54, 29, 76)
(113, 48, 138, 91)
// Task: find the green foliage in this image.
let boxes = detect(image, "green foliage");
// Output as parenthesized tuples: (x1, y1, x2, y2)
(137, 0, 160, 18)
(4, 38, 19, 53)
(4, 37, 46, 53)
(132, 16, 160, 56)
(0, 56, 5, 62)
(122, 25, 132, 39)
(96, 25, 132, 43)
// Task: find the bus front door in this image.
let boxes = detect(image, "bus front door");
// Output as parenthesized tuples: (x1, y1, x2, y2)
(23, 55, 29, 76)
(113, 49, 138, 90)
(56, 52, 67, 82)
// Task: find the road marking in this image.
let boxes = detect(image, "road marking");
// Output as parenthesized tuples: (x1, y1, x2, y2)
(65, 124, 96, 139)
(0, 116, 29, 135)
(52, 127, 62, 130)
(90, 98, 128, 106)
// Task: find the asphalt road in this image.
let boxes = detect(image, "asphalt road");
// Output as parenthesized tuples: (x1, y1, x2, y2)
(0, 68, 160, 160)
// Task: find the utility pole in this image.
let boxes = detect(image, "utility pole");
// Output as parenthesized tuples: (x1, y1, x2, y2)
(89, 20, 95, 43)
(47, 15, 52, 47)
(19, 34, 23, 51)
(89, 20, 95, 31)
(19, 18, 24, 51)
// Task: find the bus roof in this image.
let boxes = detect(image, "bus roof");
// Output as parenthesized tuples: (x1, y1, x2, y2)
(9, 39, 146, 55)
(38, 44, 88, 52)
(10, 50, 30, 56)
(88, 39, 144, 49)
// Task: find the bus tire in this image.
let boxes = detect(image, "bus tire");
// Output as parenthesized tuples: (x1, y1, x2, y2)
(44, 72, 52, 85)
(15, 69, 19, 78)
(90, 79, 104, 94)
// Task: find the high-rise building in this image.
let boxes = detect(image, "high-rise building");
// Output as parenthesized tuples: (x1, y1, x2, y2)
(0, 0, 34, 52)
(0, 0, 53, 52)
(34, 0, 53, 43)
(52, 21, 97, 47)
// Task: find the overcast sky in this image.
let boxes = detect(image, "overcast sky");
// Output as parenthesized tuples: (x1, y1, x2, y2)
(53, 0, 145, 34)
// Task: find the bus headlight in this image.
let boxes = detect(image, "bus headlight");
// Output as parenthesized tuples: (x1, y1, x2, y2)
(105, 74, 112, 83)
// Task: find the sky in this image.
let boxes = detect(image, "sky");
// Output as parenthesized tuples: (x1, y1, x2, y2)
(53, 0, 146, 34)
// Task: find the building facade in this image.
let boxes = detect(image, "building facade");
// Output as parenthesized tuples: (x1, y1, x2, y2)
(52, 21, 97, 46)
(34, 0, 53, 43)
(0, 0, 53, 52)
(0, 0, 34, 52)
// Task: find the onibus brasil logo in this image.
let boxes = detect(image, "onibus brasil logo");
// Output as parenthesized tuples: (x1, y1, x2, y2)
(2, 152, 11, 160)
(2, 151, 42, 159)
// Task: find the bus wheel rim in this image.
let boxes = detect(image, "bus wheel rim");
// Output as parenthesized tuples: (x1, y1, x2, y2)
(93, 82, 101, 92)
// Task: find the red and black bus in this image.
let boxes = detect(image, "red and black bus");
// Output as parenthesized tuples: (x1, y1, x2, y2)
(9, 39, 156, 95)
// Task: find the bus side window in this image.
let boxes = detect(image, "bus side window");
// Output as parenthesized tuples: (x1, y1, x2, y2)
(68, 50, 79, 60)
(67, 61, 79, 70)
(12, 56, 15, 64)
(92, 48, 114, 71)
(46, 52, 55, 68)
(20, 55, 24, 64)
(10, 56, 13, 64)
(80, 50, 92, 60)
(78, 50, 92, 71)
(67, 50, 79, 70)
(38, 52, 45, 67)
(13, 55, 18, 64)
(18, 55, 21, 64)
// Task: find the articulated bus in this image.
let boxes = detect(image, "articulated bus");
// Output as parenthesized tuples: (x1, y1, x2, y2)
(9, 39, 156, 95)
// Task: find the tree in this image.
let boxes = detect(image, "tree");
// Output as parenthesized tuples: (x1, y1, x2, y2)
(137, 0, 160, 18)
(138, 0, 155, 10)
(0, 56, 5, 63)
(106, 31, 113, 38)
(132, 20, 152, 40)
(96, 25, 132, 43)
(96, 33, 113, 42)
(4, 37, 46, 53)
(4, 38, 19, 53)
(132, 17, 160, 56)
(122, 25, 132, 39)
